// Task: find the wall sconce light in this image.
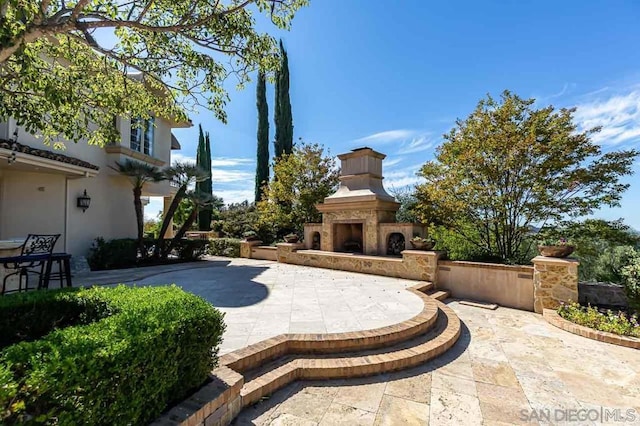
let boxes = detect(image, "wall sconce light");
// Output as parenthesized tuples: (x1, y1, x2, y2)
(77, 189, 91, 213)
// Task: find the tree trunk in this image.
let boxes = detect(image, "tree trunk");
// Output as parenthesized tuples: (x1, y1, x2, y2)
(166, 208, 198, 255)
(133, 186, 146, 259)
(156, 185, 187, 258)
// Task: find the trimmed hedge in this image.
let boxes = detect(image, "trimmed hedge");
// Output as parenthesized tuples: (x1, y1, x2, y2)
(207, 238, 241, 258)
(0, 286, 225, 425)
(87, 237, 138, 270)
(88, 238, 210, 270)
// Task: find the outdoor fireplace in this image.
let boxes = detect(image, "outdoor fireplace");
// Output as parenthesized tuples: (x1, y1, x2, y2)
(304, 147, 427, 255)
(334, 223, 363, 253)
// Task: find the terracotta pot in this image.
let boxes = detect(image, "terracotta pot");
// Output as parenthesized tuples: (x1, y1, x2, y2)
(537, 245, 575, 258)
(284, 234, 299, 243)
(410, 240, 435, 251)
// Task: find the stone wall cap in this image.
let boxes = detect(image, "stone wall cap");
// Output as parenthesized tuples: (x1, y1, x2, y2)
(532, 256, 580, 265)
(338, 147, 386, 161)
(401, 250, 446, 256)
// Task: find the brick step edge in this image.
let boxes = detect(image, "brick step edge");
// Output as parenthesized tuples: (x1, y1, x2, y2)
(239, 300, 461, 407)
(220, 281, 439, 373)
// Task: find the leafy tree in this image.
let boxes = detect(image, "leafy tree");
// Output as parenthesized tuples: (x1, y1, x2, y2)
(539, 219, 640, 281)
(157, 162, 208, 257)
(111, 159, 164, 258)
(415, 91, 639, 263)
(255, 71, 270, 202)
(0, 0, 307, 146)
(274, 39, 293, 158)
(389, 186, 420, 223)
(258, 142, 339, 236)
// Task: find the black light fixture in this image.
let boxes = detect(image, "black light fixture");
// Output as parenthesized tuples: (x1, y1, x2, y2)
(77, 189, 91, 212)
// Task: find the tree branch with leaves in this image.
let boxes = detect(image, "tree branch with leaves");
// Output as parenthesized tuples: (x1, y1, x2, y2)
(0, 0, 307, 146)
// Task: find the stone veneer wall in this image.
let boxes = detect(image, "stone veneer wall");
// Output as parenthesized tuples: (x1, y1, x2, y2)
(276, 243, 442, 284)
(243, 243, 579, 315)
(532, 256, 579, 314)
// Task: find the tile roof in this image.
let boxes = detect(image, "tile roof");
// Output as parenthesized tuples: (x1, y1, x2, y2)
(0, 139, 100, 171)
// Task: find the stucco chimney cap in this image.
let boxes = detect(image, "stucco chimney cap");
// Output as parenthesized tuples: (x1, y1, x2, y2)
(338, 147, 386, 161)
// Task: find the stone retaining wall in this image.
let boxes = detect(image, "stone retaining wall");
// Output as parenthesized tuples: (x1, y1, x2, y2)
(438, 260, 534, 311)
(241, 242, 580, 315)
(579, 281, 628, 307)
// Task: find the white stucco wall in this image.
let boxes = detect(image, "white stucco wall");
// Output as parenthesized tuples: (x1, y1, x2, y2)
(0, 115, 177, 258)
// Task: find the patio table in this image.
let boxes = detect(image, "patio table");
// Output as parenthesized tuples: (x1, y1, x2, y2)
(0, 239, 25, 293)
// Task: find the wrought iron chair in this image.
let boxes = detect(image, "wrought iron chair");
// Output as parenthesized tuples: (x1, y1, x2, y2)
(1, 234, 60, 295)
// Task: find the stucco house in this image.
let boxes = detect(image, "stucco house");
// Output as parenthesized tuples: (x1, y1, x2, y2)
(0, 113, 190, 261)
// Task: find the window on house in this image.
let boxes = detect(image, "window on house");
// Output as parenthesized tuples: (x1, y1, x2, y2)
(130, 117, 155, 156)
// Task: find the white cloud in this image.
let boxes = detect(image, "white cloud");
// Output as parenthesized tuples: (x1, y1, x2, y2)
(354, 129, 416, 144)
(398, 135, 434, 155)
(214, 189, 254, 205)
(211, 157, 254, 167)
(171, 153, 254, 168)
(353, 129, 435, 157)
(212, 169, 253, 183)
(383, 166, 425, 190)
(573, 90, 640, 147)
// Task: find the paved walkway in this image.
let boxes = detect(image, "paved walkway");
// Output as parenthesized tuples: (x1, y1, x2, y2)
(78, 258, 424, 354)
(233, 301, 640, 426)
(77, 259, 640, 424)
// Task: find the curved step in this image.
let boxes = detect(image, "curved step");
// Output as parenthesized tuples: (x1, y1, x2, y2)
(240, 301, 461, 406)
(220, 281, 440, 373)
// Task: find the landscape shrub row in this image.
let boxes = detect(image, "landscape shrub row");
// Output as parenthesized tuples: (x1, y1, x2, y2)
(207, 238, 241, 258)
(87, 237, 209, 270)
(0, 286, 225, 425)
(558, 302, 639, 338)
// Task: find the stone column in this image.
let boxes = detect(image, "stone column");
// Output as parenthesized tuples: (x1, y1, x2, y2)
(240, 240, 262, 258)
(532, 256, 580, 314)
(401, 250, 444, 284)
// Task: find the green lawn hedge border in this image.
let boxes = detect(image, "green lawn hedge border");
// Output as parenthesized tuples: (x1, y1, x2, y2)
(0, 285, 225, 425)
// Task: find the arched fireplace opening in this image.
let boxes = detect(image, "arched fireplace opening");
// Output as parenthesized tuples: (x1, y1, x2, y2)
(387, 232, 405, 256)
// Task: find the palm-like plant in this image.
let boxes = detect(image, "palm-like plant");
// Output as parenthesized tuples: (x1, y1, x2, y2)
(157, 162, 208, 258)
(111, 159, 164, 259)
(167, 190, 219, 255)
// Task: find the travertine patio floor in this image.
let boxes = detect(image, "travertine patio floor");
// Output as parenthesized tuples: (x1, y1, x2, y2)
(233, 301, 640, 426)
(78, 258, 424, 354)
(77, 258, 640, 425)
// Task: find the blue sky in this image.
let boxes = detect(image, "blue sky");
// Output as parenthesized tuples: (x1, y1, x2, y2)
(150, 0, 640, 229)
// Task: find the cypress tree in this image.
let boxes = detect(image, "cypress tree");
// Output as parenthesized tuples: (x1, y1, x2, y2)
(255, 71, 270, 203)
(195, 124, 205, 199)
(274, 39, 293, 159)
(198, 132, 213, 231)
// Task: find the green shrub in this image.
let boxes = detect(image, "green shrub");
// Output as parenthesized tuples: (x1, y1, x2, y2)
(87, 237, 138, 270)
(208, 238, 241, 258)
(171, 239, 210, 261)
(0, 286, 225, 425)
(621, 255, 640, 313)
(589, 246, 639, 284)
(558, 302, 639, 337)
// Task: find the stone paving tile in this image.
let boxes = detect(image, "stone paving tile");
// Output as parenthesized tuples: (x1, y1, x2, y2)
(429, 388, 482, 426)
(374, 394, 430, 426)
(431, 371, 477, 397)
(332, 382, 387, 413)
(318, 403, 376, 426)
(272, 389, 333, 423)
(383, 370, 432, 404)
(123, 260, 640, 424)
